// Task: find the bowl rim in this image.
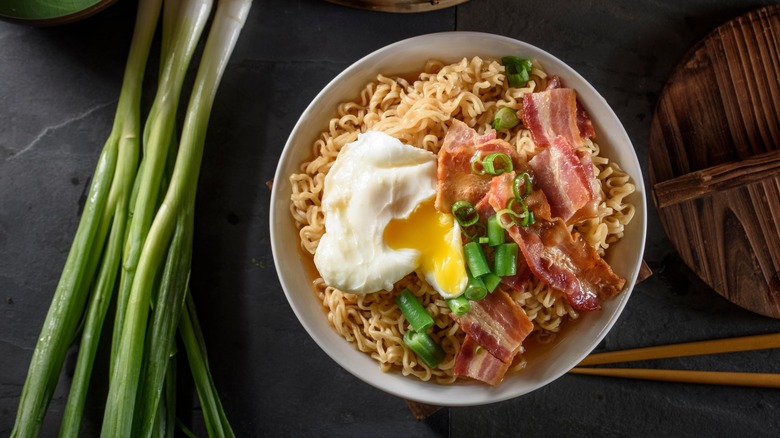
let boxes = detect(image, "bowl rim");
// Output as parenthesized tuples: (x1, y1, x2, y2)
(0, 0, 116, 26)
(270, 31, 647, 406)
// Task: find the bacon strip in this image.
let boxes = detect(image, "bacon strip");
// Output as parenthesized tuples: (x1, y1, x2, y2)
(543, 76, 595, 140)
(488, 173, 625, 311)
(523, 88, 584, 148)
(453, 335, 512, 385)
(451, 289, 534, 363)
(529, 135, 599, 223)
(435, 119, 521, 214)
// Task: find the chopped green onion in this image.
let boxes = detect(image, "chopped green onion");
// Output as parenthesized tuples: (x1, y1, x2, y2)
(482, 152, 513, 175)
(494, 243, 519, 277)
(396, 288, 434, 333)
(508, 70, 530, 87)
(470, 151, 485, 175)
(506, 197, 527, 216)
(464, 273, 488, 301)
(513, 172, 532, 200)
(461, 222, 485, 241)
(451, 200, 479, 227)
(463, 241, 490, 278)
(524, 210, 536, 226)
(502, 56, 533, 88)
(495, 208, 519, 230)
(478, 236, 489, 244)
(482, 272, 502, 293)
(507, 198, 535, 227)
(487, 215, 505, 246)
(403, 330, 445, 368)
(492, 107, 520, 130)
(446, 296, 471, 316)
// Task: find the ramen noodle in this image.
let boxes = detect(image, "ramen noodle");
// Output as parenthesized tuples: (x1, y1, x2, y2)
(289, 57, 636, 384)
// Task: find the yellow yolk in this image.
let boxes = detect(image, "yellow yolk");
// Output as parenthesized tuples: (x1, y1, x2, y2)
(384, 197, 467, 297)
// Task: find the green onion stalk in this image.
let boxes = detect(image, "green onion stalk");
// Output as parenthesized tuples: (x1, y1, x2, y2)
(12, 0, 162, 436)
(12, 0, 252, 435)
(103, 0, 252, 436)
(111, 0, 212, 371)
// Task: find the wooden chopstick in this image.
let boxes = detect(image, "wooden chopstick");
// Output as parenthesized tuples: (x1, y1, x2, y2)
(568, 367, 780, 389)
(571, 333, 780, 389)
(578, 333, 780, 366)
(652, 149, 780, 209)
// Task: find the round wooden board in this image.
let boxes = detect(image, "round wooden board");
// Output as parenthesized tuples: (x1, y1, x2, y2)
(649, 5, 780, 318)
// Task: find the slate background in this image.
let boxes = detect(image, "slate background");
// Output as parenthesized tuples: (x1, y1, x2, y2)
(2, 0, 780, 436)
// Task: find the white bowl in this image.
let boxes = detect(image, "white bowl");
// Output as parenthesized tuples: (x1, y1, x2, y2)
(270, 32, 647, 406)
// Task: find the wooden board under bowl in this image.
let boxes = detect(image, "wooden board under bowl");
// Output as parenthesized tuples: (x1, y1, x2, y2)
(648, 5, 780, 318)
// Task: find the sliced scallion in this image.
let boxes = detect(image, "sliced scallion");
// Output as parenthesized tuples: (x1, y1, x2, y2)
(502, 56, 533, 88)
(463, 241, 490, 278)
(492, 107, 520, 130)
(451, 200, 479, 228)
(482, 272, 502, 293)
(494, 243, 519, 277)
(495, 208, 520, 230)
(470, 151, 485, 175)
(446, 296, 471, 316)
(513, 172, 532, 200)
(460, 222, 485, 241)
(403, 330, 445, 369)
(487, 214, 505, 246)
(482, 152, 513, 175)
(464, 273, 488, 301)
(395, 288, 434, 333)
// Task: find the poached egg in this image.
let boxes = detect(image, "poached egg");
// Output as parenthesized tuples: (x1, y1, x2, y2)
(313, 131, 467, 299)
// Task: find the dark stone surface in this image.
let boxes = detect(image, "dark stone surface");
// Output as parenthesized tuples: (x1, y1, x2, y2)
(2, 0, 780, 436)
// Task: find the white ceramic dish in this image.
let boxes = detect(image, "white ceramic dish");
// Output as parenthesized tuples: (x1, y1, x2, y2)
(270, 32, 647, 406)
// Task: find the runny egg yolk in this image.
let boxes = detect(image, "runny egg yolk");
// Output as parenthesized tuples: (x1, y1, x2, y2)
(383, 197, 466, 297)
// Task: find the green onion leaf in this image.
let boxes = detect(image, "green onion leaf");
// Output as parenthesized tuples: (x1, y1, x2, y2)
(470, 151, 485, 175)
(446, 296, 471, 316)
(492, 107, 520, 130)
(482, 152, 513, 175)
(463, 241, 491, 278)
(508, 70, 530, 87)
(403, 330, 446, 368)
(460, 222, 486, 241)
(464, 272, 488, 301)
(487, 215, 505, 246)
(495, 208, 520, 230)
(482, 272, 502, 292)
(502, 56, 533, 88)
(507, 197, 535, 227)
(494, 243, 519, 277)
(523, 210, 536, 227)
(451, 200, 479, 227)
(513, 172, 532, 200)
(395, 288, 434, 333)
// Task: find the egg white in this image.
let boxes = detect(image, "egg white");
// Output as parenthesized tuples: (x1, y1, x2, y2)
(313, 131, 467, 298)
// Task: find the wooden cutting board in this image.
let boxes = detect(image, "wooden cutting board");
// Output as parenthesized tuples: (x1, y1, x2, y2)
(649, 5, 780, 318)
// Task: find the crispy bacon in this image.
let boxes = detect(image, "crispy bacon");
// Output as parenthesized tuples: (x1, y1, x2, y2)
(488, 170, 552, 223)
(529, 135, 600, 223)
(523, 88, 584, 148)
(435, 119, 522, 214)
(500, 257, 533, 298)
(488, 173, 625, 311)
(453, 335, 512, 385)
(541, 76, 596, 140)
(451, 289, 534, 363)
